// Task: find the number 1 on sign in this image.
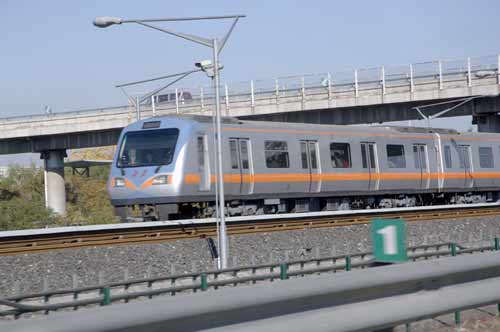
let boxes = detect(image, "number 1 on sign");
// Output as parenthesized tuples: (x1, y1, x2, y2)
(377, 225, 398, 255)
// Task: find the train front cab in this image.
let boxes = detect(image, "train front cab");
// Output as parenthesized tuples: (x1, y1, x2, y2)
(108, 119, 189, 221)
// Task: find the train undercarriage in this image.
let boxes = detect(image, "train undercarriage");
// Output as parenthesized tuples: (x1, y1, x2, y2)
(114, 191, 499, 222)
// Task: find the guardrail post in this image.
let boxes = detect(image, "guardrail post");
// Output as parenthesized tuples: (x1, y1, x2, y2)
(151, 95, 156, 117)
(171, 277, 176, 296)
(201, 273, 208, 291)
(200, 86, 205, 112)
(354, 69, 359, 97)
(301, 77, 306, 107)
(345, 256, 352, 271)
(101, 287, 111, 306)
(450, 243, 461, 326)
(280, 263, 288, 280)
(224, 83, 229, 115)
(72, 274, 79, 311)
(381, 66, 386, 95)
(467, 57, 472, 87)
(451, 243, 457, 256)
(455, 311, 461, 327)
(409, 64, 414, 93)
(497, 54, 500, 85)
(275, 79, 280, 105)
(492, 238, 500, 315)
(175, 88, 179, 114)
(250, 80, 255, 110)
(438, 60, 443, 90)
(327, 72, 332, 100)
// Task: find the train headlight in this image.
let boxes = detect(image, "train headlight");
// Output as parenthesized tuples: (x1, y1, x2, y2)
(152, 175, 169, 185)
(114, 177, 126, 187)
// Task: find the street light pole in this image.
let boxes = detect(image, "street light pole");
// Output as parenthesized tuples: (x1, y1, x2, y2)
(93, 15, 244, 269)
(212, 38, 227, 267)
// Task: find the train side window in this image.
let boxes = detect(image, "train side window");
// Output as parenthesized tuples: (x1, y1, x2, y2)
(265, 141, 290, 168)
(479, 146, 494, 168)
(229, 140, 239, 169)
(300, 142, 308, 169)
(458, 145, 471, 169)
(458, 147, 465, 168)
(413, 145, 427, 169)
(361, 144, 368, 168)
(444, 145, 452, 168)
(240, 140, 249, 169)
(386, 144, 406, 168)
(330, 143, 351, 168)
(197, 137, 205, 167)
(309, 142, 318, 169)
(369, 144, 376, 169)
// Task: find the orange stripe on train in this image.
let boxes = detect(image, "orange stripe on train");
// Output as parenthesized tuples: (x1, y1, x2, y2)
(182, 172, 500, 184)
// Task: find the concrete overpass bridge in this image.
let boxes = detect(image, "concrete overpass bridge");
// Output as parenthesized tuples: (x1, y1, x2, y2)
(1, 53, 499, 214)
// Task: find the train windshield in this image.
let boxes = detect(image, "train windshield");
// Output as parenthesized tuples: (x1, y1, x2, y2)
(117, 128, 179, 168)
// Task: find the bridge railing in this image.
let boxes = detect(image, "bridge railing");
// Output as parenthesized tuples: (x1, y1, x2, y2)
(130, 53, 500, 116)
(1, 54, 499, 124)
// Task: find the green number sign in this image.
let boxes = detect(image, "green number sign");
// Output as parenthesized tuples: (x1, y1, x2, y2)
(372, 219, 407, 263)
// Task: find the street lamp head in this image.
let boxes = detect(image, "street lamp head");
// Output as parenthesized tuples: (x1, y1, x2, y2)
(93, 16, 123, 28)
(195, 60, 213, 70)
(195, 60, 223, 78)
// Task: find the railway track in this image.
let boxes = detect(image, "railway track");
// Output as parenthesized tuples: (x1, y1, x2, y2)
(1, 204, 500, 256)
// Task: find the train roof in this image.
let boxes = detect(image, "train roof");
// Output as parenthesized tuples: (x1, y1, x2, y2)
(144, 115, 499, 138)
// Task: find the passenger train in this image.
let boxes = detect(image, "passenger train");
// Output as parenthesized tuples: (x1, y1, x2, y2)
(108, 115, 500, 221)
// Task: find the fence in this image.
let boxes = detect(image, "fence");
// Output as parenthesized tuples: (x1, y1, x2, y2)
(1, 240, 494, 319)
(5, 244, 500, 332)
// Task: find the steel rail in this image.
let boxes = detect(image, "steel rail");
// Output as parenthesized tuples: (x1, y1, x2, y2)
(0, 205, 499, 256)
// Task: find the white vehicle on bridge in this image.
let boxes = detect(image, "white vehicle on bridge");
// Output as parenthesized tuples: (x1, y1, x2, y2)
(149, 91, 193, 105)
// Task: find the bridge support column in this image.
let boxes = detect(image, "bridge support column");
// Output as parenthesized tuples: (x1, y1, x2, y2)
(41, 150, 67, 215)
(474, 114, 500, 133)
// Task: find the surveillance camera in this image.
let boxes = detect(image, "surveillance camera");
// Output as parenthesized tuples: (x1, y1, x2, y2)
(195, 60, 213, 70)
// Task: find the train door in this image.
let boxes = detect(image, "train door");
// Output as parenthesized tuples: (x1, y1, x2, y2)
(197, 135, 211, 191)
(300, 140, 321, 192)
(434, 133, 445, 191)
(229, 138, 254, 194)
(361, 142, 379, 190)
(458, 145, 474, 188)
(413, 144, 430, 189)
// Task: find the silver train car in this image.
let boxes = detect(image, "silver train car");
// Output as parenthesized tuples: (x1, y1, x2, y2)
(108, 115, 500, 221)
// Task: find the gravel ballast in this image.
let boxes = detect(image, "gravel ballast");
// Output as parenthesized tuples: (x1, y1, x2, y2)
(1, 216, 500, 297)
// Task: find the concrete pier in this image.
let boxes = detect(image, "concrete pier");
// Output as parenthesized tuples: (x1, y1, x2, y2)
(42, 150, 67, 215)
(474, 113, 500, 133)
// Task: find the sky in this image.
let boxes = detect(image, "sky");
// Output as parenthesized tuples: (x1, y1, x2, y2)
(1, 0, 500, 164)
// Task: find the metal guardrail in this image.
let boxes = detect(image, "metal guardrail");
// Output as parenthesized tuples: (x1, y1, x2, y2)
(0, 241, 488, 319)
(0, 54, 498, 125)
(4, 244, 500, 332)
